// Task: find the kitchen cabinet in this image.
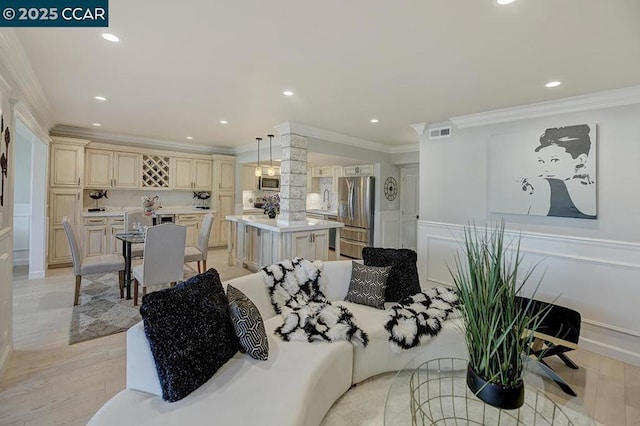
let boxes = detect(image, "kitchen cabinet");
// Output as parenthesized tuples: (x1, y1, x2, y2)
(290, 229, 329, 261)
(311, 166, 331, 178)
(48, 189, 81, 265)
(141, 154, 171, 189)
(343, 164, 373, 177)
(50, 142, 84, 188)
(85, 149, 140, 189)
(307, 167, 320, 193)
(108, 217, 125, 254)
(172, 157, 212, 191)
(176, 214, 200, 247)
(212, 157, 236, 246)
(242, 165, 258, 190)
(240, 226, 277, 272)
(83, 217, 108, 258)
(332, 165, 343, 193)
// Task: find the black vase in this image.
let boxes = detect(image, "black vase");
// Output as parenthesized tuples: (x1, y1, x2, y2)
(268, 210, 276, 219)
(466, 365, 524, 410)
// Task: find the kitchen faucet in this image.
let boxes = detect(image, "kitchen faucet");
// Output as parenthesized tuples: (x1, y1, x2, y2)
(323, 189, 330, 210)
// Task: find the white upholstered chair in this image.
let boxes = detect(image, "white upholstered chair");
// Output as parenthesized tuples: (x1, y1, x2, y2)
(124, 210, 153, 258)
(62, 218, 125, 306)
(132, 223, 187, 306)
(184, 213, 214, 273)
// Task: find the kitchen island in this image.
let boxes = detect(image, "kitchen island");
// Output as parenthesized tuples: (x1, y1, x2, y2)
(226, 215, 344, 271)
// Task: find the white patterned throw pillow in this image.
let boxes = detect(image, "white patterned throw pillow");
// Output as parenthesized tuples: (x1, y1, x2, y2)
(227, 284, 269, 361)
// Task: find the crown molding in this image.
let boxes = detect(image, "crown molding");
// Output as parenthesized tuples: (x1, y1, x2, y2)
(409, 122, 427, 135)
(14, 101, 51, 144)
(274, 121, 393, 154)
(389, 144, 419, 154)
(450, 85, 640, 129)
(50, 125, 235, 155)
(0, 72, 10, 94)
(0, 29, 53, 131)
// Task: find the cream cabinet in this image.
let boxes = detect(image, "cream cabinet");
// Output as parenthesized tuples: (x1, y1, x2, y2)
(343, 164, 374, 177)
(290, 229, 329, 261)
(215, 159, 235, 191)
(176, 214, 200, 247)
(307, 167, 320, 193)
(242, 226, 277, 272)
(83, 217, 108, 258)
(172, 158, 212, 191)
(85, 149, 140, 189)
(212, 192, 234, 247)
(48, 189, 81, 265)
(242, 165, 258, 190)
(108, 217, 125, 254)
(50, 143, 84, 188)
(311, 166, 331, 178)
(332, 166, 343, 193)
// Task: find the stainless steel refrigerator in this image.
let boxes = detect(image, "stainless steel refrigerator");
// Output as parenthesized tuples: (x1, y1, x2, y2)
(337, 176, 374, 259)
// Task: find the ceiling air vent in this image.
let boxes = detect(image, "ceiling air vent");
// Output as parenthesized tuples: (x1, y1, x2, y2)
(429, 126, 452, 140)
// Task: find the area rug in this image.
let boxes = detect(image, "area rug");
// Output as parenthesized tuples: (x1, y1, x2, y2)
(69, 266, 198, 344)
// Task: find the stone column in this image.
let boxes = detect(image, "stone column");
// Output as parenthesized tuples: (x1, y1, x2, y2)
(278, 133, 307, 225)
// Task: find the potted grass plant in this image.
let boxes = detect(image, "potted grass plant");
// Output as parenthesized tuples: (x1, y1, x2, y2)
(449, 222, 545, 409)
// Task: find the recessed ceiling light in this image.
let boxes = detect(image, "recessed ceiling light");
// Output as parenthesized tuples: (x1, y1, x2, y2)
(370, 119, 379, 123)
(545, 81, 562, 88)
(186, 136, 193, 140)
(92, 123, 101, 127)
(220, 120, 228, 124)
(283, 90, 294, 96)
(94, 96, 107, 101)
(497, 0, 516, 5)
(101, 33, 120, 43)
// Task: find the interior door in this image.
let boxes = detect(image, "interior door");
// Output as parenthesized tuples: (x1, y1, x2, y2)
(400, 166, 419, 250)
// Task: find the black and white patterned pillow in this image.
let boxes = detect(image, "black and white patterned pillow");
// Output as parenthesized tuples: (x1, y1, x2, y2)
(227, 285, 269, 361)
(344, 261, 392, 309)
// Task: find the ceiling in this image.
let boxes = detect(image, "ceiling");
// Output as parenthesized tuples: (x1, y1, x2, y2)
(14, 0, 640, 149)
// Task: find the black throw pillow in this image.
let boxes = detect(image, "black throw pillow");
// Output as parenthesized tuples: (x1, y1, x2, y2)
(140, 268, 239, 402)
(362, 247, 421, 302)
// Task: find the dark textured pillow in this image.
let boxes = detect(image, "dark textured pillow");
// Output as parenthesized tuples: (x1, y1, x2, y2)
(344, 261, 392, 309)
(362, 247, 421, 302)
(140, 268, 239, 402)
(227, 284, 269, 361)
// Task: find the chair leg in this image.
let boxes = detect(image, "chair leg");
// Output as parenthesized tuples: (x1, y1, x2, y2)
(197, 261, 201, 274)
(118, 270, 125, 299)
(74, 275, 82, 306)
(133, 278, 139, 306)
(170, 282, 176, 288)
(143, 287, 147, 296)
(202, 260, 206, 272)
(558, 353, 579, 369)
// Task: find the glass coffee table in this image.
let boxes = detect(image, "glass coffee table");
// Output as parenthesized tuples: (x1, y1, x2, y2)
(384, 357, 594, 425)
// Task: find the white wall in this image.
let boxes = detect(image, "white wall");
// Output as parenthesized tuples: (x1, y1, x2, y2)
(418, 101, 640, 366)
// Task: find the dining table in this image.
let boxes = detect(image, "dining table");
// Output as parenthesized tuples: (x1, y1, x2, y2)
(115, 232, 145, 300)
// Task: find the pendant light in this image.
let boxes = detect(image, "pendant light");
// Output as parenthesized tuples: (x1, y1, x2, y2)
(255, 137, 262, 177)
(267, 134, 275, 176)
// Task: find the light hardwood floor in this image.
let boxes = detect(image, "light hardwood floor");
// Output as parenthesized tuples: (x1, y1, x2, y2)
(0, 249, 638, 425)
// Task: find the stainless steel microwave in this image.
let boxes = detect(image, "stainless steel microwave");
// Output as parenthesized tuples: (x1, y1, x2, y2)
(259, 176, 280, 191)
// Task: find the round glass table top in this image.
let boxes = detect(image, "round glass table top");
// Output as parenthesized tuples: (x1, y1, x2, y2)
(384, 357, 594, 426)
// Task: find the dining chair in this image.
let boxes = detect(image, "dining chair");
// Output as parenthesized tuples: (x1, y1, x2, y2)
(132, 223, 187, 306)
(184, 213, 214, 273)
(62, 217, 125, 306)
(124, 210, 153, 258)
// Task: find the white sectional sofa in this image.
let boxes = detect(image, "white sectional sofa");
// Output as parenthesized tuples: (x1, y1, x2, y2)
(89, 260, 466, 426)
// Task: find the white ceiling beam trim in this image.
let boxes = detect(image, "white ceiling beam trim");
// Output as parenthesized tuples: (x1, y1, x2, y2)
(274, 121, 394, 154)
(50, 125, 235, 155)
(409, 123, 427, 135)
(0, 29, 53, 131)
(450, 85, 640, 129)
(389, 144, 419, 154)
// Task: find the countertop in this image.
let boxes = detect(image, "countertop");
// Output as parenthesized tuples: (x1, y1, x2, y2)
(82, 207, 216, 218)
(226, 215, 344, 232)
(306, 209, 338, 217)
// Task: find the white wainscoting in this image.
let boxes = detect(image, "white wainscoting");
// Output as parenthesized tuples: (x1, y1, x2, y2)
(13, 203, 30, 266)
(0, 227, 13, 378)
(373, 210, 401, 248)
(418, 220, 640, 367)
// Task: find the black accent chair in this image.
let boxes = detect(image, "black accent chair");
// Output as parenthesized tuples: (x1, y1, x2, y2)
(517, 296, 581, 396)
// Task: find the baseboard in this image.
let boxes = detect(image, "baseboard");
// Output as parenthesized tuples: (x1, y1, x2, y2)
(579, 337, 640, 367)
(0, 344, 12, 380)
(29, 270, 45, 279)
